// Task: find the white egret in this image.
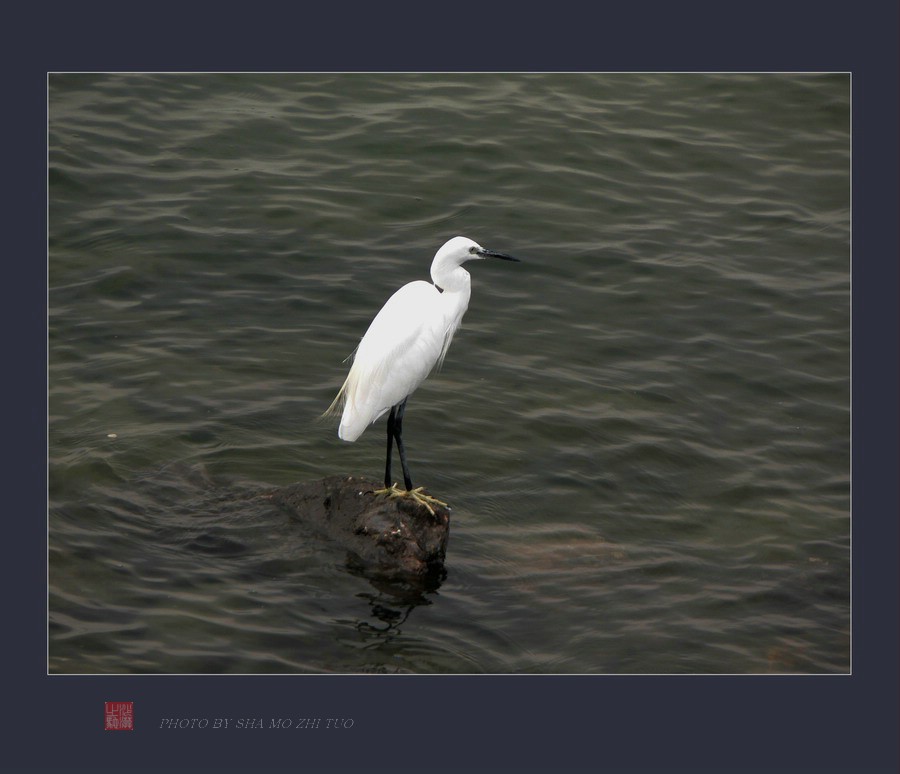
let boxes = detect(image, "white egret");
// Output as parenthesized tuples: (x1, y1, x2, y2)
(327, 236, 520, 512)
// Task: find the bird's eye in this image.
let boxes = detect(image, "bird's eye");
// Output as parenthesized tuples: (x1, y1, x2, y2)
(468, 246, 478, 254)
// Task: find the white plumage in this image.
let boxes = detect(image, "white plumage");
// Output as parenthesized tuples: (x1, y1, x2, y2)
(326, 235, 519, 498)
(334, 278, 464, 441)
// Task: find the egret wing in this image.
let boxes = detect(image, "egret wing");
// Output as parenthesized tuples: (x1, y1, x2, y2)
(332, 281, 445, 441)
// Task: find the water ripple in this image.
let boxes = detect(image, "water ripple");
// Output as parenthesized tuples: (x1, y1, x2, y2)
(49, 73, 849, 674)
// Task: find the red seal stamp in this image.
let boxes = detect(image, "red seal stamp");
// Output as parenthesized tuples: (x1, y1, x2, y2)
(104, 702, 134, 731)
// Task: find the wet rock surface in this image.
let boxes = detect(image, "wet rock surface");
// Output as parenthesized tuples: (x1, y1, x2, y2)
(263, 475, 451, 580)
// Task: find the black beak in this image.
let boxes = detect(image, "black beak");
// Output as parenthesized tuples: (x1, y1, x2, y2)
(477, 247, 522, 262)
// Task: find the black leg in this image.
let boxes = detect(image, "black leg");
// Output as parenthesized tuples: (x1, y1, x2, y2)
(392, 398, 413, 491)
(384, 405, 396, 488)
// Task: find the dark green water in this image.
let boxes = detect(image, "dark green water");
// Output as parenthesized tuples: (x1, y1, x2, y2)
(48, 73, 850, 673)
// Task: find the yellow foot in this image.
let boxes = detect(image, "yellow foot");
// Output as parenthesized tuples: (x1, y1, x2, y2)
(372, 483, 449, 515)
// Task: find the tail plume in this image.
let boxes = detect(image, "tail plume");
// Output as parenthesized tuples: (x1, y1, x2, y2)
(322, 374, 349, 420)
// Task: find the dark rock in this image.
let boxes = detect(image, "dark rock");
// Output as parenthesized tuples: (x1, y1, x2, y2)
(262, 476, 451, 580)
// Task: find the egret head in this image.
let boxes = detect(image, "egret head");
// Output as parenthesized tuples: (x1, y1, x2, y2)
(434, 236, 521, 267)
(429, 236, 520, 292)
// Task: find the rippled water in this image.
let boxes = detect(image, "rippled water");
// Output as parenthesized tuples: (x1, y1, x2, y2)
(48, 73, 850, 673)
